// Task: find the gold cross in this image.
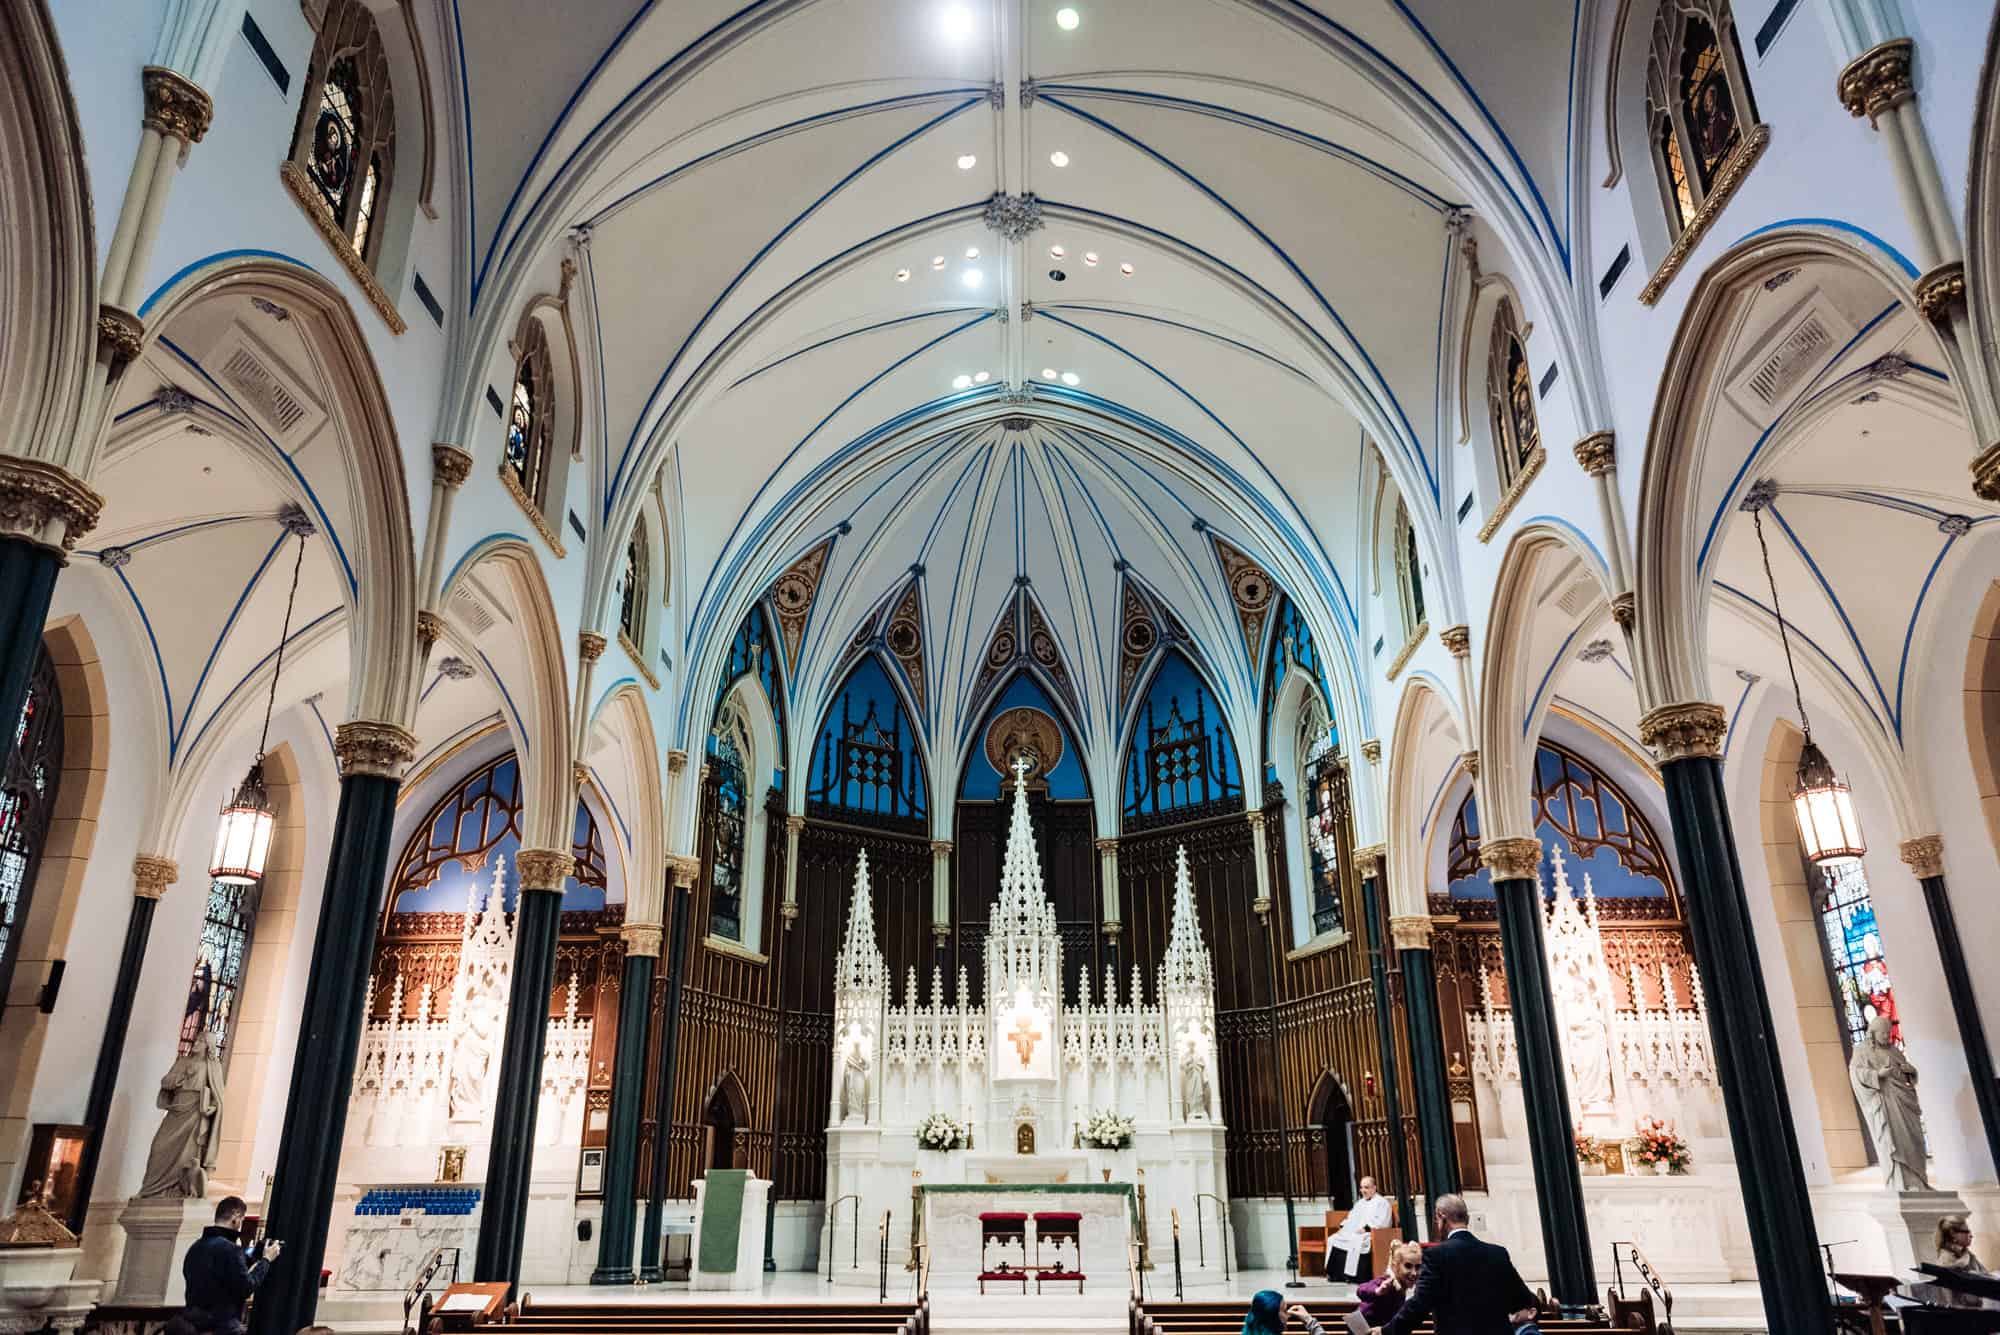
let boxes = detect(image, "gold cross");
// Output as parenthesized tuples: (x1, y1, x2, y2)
(1008, 1011, 1043, 1067)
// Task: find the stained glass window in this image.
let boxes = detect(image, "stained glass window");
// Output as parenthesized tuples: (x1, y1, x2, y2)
(506, 321, 554, 507)
(1645, 1, 1756, 239)
(0, 649, 62, 1007)
(709, 727, 748, 941)
(1487, 298, 1540, 486)
(1303, 739, 1348, 937)
(387, 752, 609, 915)
(1445, 740, 1675, 900)
(619, 520, 647, 645)
(1395, 500, 1426, 633)
(1813, 856, 1898, 1051)
(289, 0, 396, 262)
(178, 879, 260, 1062)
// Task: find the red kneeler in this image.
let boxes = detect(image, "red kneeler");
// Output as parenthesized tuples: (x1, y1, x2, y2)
(979, 1212, 1030, 1293)
(1034, 1211, 1085, 1293)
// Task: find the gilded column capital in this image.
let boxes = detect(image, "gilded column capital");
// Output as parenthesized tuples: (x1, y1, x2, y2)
(930, 839, 953, 856)
(1898, 834, 1944, 880)
(1837, 37, 1915, 127)
(668, 854, 702, 889)
(785, 814, 807, 836)
(781, 901, 800, 925)
(579, 631, 608, 663)
(334, 720, 419, 778)
(431, 443, 474, 489)
(1388, 914, 1434, 952)
(1480, 836, 1541, 881)
(0, 454, 104, 553)
(1611, 592, 1636, 631)
(517, 847, 576, 892)
(931, 921, 952, 945)
(1252, 896, 1273, 919)
(1914, 261, 1966, 326)
(1094, 837, 1119, 854)
(97, 305, 146, 379)
(619, 922, 664, 957)
(416, 609, 444, 648)
(133, 854, 180, 899)
(1461, 749, 1480, 779)
(141, 66, 213, 144)
(1360, 739, 1382, 765)
(1969, 441, 2000, 503)
(572, 762, 590, 793)
(1638, 701, 1728, 763)
(1572, 431, 1616, 478)
(667, 749, 689, 775)
(1352, 844, 1386, 879)
(1438, 626, 1471, 659)
(1245, 810, 1266, 834)
(1101, 919, 1123, 940)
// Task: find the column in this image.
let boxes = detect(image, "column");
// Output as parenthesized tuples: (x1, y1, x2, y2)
(1390, 914, 1460, 1201)
(473, 847, 576, 1286)
(0, 459, 101, 775)
(1479, 836, 1596, 1312)
(1095, 836, 1119, 971)
(1354, 846, 1412, 1235)
(782, 815, 806, 930)
(1249, 815, 1299, 1269)
(63, 856, 176, 1233)
(1572, 434, 1636, 610)
(1900, 835, 2000, 1177)
(249, 721, 418, 1335)
(929, 839, 952, 953)
(1639, 702, 1832, 1330)
(639, 860, 698, 1282)
(590, 921, 662, 1284)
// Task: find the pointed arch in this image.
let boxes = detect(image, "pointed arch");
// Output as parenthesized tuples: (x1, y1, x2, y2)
(1387, 674, 1467, 918)
(807, 654, 930, 828)
(1120, 648, 1243, 829)
(586, 680, 665, 924)
(961, 671, 1089, 803)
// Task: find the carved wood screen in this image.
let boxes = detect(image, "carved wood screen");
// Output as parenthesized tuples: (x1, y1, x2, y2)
(952, 794, 1100, 1001)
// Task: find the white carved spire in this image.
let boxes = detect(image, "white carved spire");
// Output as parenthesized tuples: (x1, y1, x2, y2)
(835, 849, 885, 997)
(1159, 844, 1214, 997)
(986, 755, 1062, 1007)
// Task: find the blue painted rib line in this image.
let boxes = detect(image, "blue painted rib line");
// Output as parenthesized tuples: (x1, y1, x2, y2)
(1039, 452, 1107, 713)
(917, 443, 991, 566)
(1729, 218, 1920, 278)
(305, 693, 338, 763)
(1713, 579, 1889, 740)
(174, 532, 289, 756)
(733, 308, 986, 389)
(1034, 304, 1315, 383)
(438, 531, 535, 598)
(112, 563, 173, 761)
(82, 515, 267, 555)
(1524, 619, 1589, 738)
(139, 249, 317, 315)
(178, 607, 342, 765)
(1722, 673, 1756, 760)
(1766, 501, 1894, 732)
(585, 244, 613, 511)
(1892, 531, 1960, 740)
(473, 641, 533, 757)
(1025, 458, 1095, 727)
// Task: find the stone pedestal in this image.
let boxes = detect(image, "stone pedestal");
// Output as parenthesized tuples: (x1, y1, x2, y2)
(1860, 1188, 1970, 1274)
(0, 1248, 102, 1335)
(690, 1174, 768, 1291)
(113, 1198, 213, 1305)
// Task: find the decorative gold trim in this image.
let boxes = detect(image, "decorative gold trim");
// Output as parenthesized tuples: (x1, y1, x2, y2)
(0, 454, 104, 552)
(577, 631, 607, 663)
(1476, 444, 1546, 543)
(1914, 261, 1966, 326)
(334, 720, 419, 778)
(667, 750, 689, 775)
(278, 160, 408, 334)
(1637, 701, 1727, 762)
(1974, 442, 2000, 503)
(1360, 739, 1382, 765)
(782, 814, 806, 836)
(572, 761, 590, 794)
(781, 900, 800, 926)
(930, 839, 953, 856)
(1611, 592, 1636, 631)
(516, 847, 575, 892)
(1245, 810, 1266, 833)
(1898, 834, 1944, 880)
(619, 923, 664, 957)
(1099, 920, 1121, 940)
(1094, 836, 1119, 853)
(416, 609, 444, 648)
(1461, 749, 1480, 779)
(1479, 836, 1541, 881)
(1572, 431, 1616, 478)
(1547, 701, 1662, 786)
(1252, 896, 1273, 919)
(1388, 914, 1434, 952)
(1438, 624, 1471, 658)
(97, 304, 145, 378)
(704, 933, 768, 965)
(497, 459, 566, 557)
(668, 853, 701, 888)
(1639, 124, 1769, 306)
(1385, 619, 1429, 681)
(1351, 844, 1386, 879)
(431, 443, 473, 489)
(1837, 37, 1915, 126)
(618, 630, 660, 689)
(133, 854, 180, 899)
(142, 66, 213, 143)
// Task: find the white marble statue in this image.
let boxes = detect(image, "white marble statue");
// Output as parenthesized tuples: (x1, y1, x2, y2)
(137, 1037, 225, 1198)
(1850, 1014, 1929, 1191)
(449, 992, 502, 1118)
(1182, 1055, 1210, 1121)
(840, 1041, 869, 1124)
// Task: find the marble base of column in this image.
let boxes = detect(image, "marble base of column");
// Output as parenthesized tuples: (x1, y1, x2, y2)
(0, 535, 62, 773)
(474, 882, 565, 1286)
(1916, 871, 2000, 1179)
(639, 882, 692, 1282)
(1397, 945, 1461, 1199)
(249, 768, 404, 1335)
(1360, 874, 1413, 1233)
(66, 893, 160, 1234)
(1488, 860, 1596, 1311)
(591, 941, 658, 1284)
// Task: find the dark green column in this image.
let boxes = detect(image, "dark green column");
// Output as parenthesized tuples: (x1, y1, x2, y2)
(1903, 839, 2000, 1180)
(1356, 851, 1413, 1238)
(1482, 837, 1596, 1312)
(639, 875, 694, 1281)
(473, 850, 573, 1286)
(65, 858, 175, 1233)
(1645, 704, 1831, 1332)
(1393, 917, 1461, 1202)
(590, 924, 659, 1284)
(0, 533, 64, 773)
(250, 725, 415, 1335)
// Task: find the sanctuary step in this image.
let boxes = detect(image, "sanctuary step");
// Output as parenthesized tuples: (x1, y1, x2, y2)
(1128, 1298, 1653, 1334)
(505, 1297, 928, 1335)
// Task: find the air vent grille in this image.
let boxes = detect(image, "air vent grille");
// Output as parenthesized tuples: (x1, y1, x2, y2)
(448, 585, 497, 636)
(1555, 577, 1597, 619)
(1723, 290, 1856, 427)
(1744, 314, 1832, 407)
(221, 347, 306, 434)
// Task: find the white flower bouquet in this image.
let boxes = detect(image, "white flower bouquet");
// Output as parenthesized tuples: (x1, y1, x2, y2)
(915, 1112, 969, 1150)
(1080, 1110, 1135, 1149)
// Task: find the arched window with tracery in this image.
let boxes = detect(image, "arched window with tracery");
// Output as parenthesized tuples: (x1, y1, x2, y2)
(387, 753, 609, 915)
(506, 321, 555, 508)
(178, 879, 260, 1063)
(288, 0, 396, 262)
(619, 518, 648, 647)
(1299, 702, 1348, 938)
(1645, 0, 1756, 237)
(708, 703, 751, 942)
(1486, 298, 1540, 486)
(1810, 855, 1898, 1052)
(1393, 500, 1426, 634)
(0, 648, 62, 1006)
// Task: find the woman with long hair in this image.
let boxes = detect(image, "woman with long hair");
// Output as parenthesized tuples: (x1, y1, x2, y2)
(1242, 1289, 1325, 1335)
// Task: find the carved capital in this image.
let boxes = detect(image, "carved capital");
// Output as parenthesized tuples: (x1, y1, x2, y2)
(572, 762, 590, 793)
(1388, 914, 1435, 952)
(1968, 440, 2000, 503)
(1352, 844, 1386, 880)
(1461, 749, 1480, 779)
(785, 814, 807, 836)
(1611, 592, 1636, 631)
(1101, 919, 1123, 940)
(334, 720, 419, 778)
(0, 454, 104, 553)
(431, 443, 474, 489)
(97, 304, 146, 379)
(1245, 810, 1266, 834)
(1360, 739, 1382, 765)
(667, 749, 689, 775)
(416, 609, 444, 648)
(1638, 701, 1727, 763)
(1480, 836, 1541, 882)
(1572, 431, 1616, 478)
(1914, 261, 1966, 327)
(141, 66, 213, 144)
(781, 900, 800, 927)
(1252, 896, 1273, 919)
(578, 631, 608, 663)
(1094, 837, 1119, 854)
(619, 922, 663, 957)
(669, 854, 702, 889)
(1438, 625, 1471, 658)
(516, 848, 574, 892)
(929, 839, 953, 856)
(132, 854, 180, 899)
(1898, 834, 1944, 880)
(931, 921, 952, 945)
(1838, 37, 1915, 127)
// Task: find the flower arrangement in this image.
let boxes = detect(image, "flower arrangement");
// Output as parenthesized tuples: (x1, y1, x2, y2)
(1080, 1110, 1135, 1149)
(1573, 1130, 1599, 1164)
(1633, 1117, 1691, 1172)
(915, 1112, 969, 1151)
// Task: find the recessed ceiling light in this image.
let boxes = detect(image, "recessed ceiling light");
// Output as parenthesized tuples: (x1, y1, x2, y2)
(1049, 151, 1070, 168)
(940, 6, 975, 41)
(965, 246, 980, 259)
(1056, 7, 1081, 29)
(1050, 244, 1065, 259)
(1083, 251, 1099, 266)
(931, 255, 947, 269)
(952, 374, 973, 390)
(1119, 262, 1134, 276)
(961, 269, 983, 288)
(1060, 371, 1081, 386)
(957, 153, 977, 170)
(1042, 367, 1059, 380)
(973, 370, 991, 383)
(895, 268, 911, 282)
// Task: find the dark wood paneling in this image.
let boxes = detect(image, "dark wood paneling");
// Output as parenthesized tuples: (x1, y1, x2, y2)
(952, 794, 1099, 1000)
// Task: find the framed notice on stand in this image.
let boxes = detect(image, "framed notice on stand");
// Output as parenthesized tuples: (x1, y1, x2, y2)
(577, 1147, 606, 1196)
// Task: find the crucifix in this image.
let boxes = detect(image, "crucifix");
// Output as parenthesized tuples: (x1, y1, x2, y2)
(1012, 752, 1034, 787)
(1008, 1011, 1043, 1067)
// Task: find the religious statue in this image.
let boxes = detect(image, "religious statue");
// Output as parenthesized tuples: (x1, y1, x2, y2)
(137, 1037, 225, 1198)
(839, 1040, 869, 1125)
(450, 992, 502, 1119)
(1183, 1056, 1210, 1122)
(1850, 1014, 1929, 1191)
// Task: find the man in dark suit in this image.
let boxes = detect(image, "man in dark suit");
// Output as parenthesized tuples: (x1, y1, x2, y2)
(1370, 1194, 1539, 1335)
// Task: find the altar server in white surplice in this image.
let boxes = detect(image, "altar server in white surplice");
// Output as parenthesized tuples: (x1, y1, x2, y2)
(1328, 1177, 1394, 1283)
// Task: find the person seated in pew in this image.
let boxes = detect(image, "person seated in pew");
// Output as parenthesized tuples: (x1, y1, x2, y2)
(1370, 1195, 1539, 1335)
(1327, 1176, 1395, 1284)
(1243, 1288, 1328, 1335)
(1355, 1241, 1424, 1327)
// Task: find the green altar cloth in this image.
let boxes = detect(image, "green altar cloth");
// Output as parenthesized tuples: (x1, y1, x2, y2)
(697, 1169, 749, 1273)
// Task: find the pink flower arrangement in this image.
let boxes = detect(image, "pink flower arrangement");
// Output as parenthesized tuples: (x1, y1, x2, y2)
(1633, 1117, 1691, 1171)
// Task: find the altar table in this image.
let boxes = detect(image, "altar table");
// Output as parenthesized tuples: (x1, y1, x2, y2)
(920, 1184, 1134, 1292)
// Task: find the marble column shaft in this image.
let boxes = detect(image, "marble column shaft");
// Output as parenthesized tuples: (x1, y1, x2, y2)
(1393, 920, 1461, 1200)
(1356, 856, 1413, 1234)
(639, 873, 695, 1281)
(0, 536, 63, 775)
(590, 923, 661, 1284)
(1901, 838, 2000, 1180)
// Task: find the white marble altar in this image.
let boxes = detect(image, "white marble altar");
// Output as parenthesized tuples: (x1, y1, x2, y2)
(919, 1185, 1133, 1289)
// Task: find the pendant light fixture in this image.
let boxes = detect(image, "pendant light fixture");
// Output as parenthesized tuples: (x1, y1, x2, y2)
(211, 505, 315, 885)
(1745, 481, 1865, 866)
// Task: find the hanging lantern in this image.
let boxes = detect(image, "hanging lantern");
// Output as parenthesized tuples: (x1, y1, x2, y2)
(210, 760, 275, 885)
(1792, 740, 1865, 866)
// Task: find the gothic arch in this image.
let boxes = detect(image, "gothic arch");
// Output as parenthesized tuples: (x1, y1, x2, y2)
(585, 681, 665, 925)
(1386, 673, 1468, 919)
(1968, 580, 2000, 863)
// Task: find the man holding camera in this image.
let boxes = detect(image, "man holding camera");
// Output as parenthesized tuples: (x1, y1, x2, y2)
(175, 1196, 282, 1335)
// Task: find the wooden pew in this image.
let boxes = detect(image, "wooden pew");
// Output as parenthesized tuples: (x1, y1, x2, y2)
(490, 1296, 929, 1335)
(1128, 1296, 1650, 1335)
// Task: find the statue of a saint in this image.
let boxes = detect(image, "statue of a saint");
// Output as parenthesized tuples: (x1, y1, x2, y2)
(1561, 1006, 1615, 1116)
(1850, 1014, 1928, 1191)
(1183, 1056, 1211, 1121)
(839, 1043, 869, 1125)
(137, 1037, 225, 1198)
(450, 993, 502, 1119)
